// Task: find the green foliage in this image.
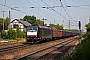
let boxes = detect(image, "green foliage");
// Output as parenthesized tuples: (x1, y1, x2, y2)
(16, 31, 23, 38)
(22, 15, 48, 26)
(84, 23, 90, 39)
(0, 28, 26, 40)
(62, 37, 90, 60)
(35, 19, 47, 26)
(16, 27, 26, 38)
(85, 23, 90, 32)
(65, 29, 79, 32)
(62, 21, 90, 60)
(0, 17, 10, 31)
(79, 34, 85, 39)
(7, 28, 16, 39)
(23, 30, 26, 38)
(36, 19, 43, 26)
(23, 15, 36, 24)
(0, 18, 4, 31)
(1, 30, 8, 39)
(49, 24, 63, 30)
(4, 17, 10, 30)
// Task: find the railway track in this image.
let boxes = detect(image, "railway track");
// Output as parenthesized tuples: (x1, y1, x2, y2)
(13, 36, 78, 60)
(0, 36, 78, 59)
(40, 39, 78, 60)
(0, 42, 39, 59)
(0, 43, 32, 54)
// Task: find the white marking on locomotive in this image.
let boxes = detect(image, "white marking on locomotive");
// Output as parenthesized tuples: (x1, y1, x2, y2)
(27, 31, 37, 35)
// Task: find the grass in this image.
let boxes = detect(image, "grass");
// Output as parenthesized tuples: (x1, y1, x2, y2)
(0, 38, 26, 46)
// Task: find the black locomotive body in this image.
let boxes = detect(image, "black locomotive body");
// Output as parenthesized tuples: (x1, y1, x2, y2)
(26, 26, 52, 43)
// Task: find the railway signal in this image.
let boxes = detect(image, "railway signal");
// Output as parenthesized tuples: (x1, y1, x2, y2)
(78, 21, 81, 34)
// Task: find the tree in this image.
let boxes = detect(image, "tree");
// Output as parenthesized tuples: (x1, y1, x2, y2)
(0, 17, 10, 31)
(22, 15, 48, 26)
(84, 23, 90, 39)
(55, 24, 63, 30)
(85, 23, 90, 32)
(4, 17, 10, 30)
(7, 28, 16, 39)
(15, 27, 26, 38)
(22, 15, 36, 24)
(49, 24, 54, 27)
(36, 19, 43, 26)
(1, 30, 8, 39)
(49, 24, 63, 30)
(0, 18, 3, 31)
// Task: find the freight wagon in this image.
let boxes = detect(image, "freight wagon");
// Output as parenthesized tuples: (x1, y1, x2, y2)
(49, 27, 58, 39)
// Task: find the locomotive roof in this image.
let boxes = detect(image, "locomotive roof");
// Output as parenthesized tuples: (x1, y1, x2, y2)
(28, 26, 50, 29)
(39, 26, 49, 28)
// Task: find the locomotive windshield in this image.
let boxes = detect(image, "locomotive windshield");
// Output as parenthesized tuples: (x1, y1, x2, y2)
(27, 26, 38, 32)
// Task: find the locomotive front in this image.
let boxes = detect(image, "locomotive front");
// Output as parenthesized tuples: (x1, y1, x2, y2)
(26, 26, 38, 43)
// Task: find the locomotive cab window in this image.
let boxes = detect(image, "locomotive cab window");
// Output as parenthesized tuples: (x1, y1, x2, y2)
(27, 26, 38, 32)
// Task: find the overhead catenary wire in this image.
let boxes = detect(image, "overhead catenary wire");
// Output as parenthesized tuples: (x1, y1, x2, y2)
(64, 0, 73, 20)
(48, 0, 60, 4)
(75, 0, 90, 6)
(72, 0, 90, 7)
(0, 3, 29, 14)
(26, 0, 59, 24)
(41, 0, 68, 20)
(26, 0, 53, 23)
(64, 0, 78, 29)
(63, 0, 75, 29)
(71, 0, 90, 11)
(52, 0, 90, 11)
(72, 0, 85, 5)
(79, 0, 90, 5)
(59, 0, 73, 20)
(49, 0, 63, 15)
(26, 0, 42, 19)
(0, 0, 55, 24)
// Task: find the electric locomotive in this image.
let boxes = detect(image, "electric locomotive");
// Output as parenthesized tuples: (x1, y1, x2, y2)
(26, 26, 52, 43)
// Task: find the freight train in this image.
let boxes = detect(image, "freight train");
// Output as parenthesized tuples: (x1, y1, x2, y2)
(26, 26, 79, 43)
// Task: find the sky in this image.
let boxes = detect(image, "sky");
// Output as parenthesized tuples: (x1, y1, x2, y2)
(0, 0, 90, 32)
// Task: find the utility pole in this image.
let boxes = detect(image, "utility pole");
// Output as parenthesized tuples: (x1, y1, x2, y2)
(42, 18, 47, 26)
(1, 11, 5, 30)
(9, 10, 10, 23)
(68, 20, 71, 29)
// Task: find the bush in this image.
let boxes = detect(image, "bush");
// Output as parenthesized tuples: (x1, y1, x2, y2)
(23, 30, 26, 38)
(62, 32, 90, 60)
(1, 30, 8, 39)
(62, 40, 90, 60)
(61, 22, 90, 60)
(7, 28, 16, 39)
(16, 27, 26, 38)
(0, 27, 26, 40)
(85, 32, 90, 39)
